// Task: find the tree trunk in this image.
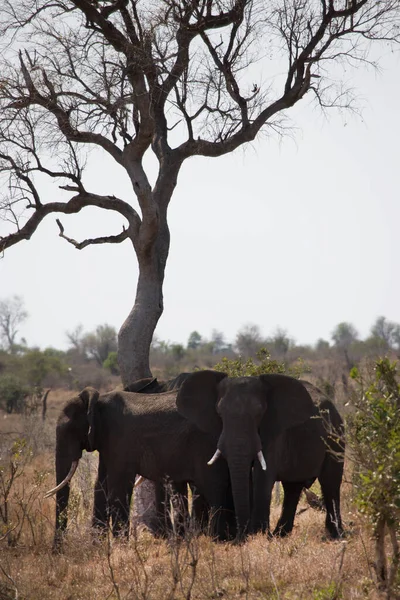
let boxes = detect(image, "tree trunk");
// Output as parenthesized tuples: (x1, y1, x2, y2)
(374, 516, 387, 588)
(118, 223, 170, 386)
(117, 208, 171, 530)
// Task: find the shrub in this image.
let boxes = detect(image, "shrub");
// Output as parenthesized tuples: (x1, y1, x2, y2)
(0, 374, 30, 413)
(348, 358, 400, 595)
(213, 347, 309, 379)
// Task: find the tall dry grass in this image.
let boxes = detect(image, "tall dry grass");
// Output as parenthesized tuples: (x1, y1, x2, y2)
(0, 402, 389, 600)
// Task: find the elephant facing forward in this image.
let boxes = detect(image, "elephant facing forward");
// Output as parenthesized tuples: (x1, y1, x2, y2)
(177, 372, 345, 541)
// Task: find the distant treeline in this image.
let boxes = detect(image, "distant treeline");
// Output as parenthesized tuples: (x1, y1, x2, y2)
(1, 295, 399, 412)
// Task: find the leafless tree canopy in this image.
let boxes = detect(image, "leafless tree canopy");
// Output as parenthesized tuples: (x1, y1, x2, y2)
(0, 295, 28, 352)
(0, 0, 399, 382)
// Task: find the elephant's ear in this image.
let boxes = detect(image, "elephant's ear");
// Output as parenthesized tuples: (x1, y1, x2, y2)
(259, 374, 316, 440)
(176, 370, 227, 435)
(80, 387, 100, 450)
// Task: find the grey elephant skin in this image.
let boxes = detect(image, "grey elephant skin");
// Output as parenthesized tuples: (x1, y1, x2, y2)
(176, 371, 345, 541)
(122, 373, 215, 532)
(124, 373, 192, 394)
(51, 385, 233, 548)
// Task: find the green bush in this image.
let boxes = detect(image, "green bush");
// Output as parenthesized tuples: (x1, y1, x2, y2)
(0, 375, 30, 413)
(103, 351, 120, 375)
(213, 347, 309, 378)
(348, 358, 400, 593)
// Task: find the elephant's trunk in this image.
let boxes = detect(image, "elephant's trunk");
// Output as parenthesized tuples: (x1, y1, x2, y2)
(227, 454, 253, 541)
(218, 425, 264, 541)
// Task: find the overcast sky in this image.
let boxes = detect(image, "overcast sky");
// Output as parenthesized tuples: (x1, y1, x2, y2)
(1, 48, 399, 352)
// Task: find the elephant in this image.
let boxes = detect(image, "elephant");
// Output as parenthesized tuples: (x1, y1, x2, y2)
(46, 386, 234, 549)
(124, 373, 192, 394)
(176, 371, 345, 541)
(122, 372, 214, 534)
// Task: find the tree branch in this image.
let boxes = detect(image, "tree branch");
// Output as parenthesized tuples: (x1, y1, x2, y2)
(0, 191, 141, 253)
(56, 218, 130, 249)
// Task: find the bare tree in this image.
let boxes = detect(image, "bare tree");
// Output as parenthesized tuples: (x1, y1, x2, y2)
(0, 295, 28, 352)
(0, 1, 399, 385)
(331, 320, 359, 370)
(82, 323, 118, 366)
(370, 316, 400, 350)
(235, 323, 264, 357)
(66, 324, 84, 353)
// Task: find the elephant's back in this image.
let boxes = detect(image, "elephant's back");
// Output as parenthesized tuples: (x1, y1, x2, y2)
(102, 390, 186, 435)
(119, 390, 178, 413)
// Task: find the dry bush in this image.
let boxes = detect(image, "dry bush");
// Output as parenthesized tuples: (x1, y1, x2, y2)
(0, 396, 389, 600)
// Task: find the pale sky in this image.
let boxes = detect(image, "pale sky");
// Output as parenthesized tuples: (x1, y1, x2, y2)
(1, 49, 399, 352)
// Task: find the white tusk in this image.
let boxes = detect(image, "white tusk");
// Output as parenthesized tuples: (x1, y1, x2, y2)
(44, 460, 79, 498)
(257, 450, 267, 471)
(207, 449, 222, 466)
(134, 475, 145, 488)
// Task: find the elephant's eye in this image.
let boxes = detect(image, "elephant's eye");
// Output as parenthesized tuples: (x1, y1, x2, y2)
(216, 397, 224, 415)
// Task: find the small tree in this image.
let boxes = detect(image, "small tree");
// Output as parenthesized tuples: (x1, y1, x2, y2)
(235, 324, 264, 358)
(187, 331, 203, 350)
(0, 296, 28, 353)
(348, 359, 400, 597)
(103, 351, 120, 376)
(369, 316, 400, 353)
(331, 321, 359, 370)
(267, 327, 291, 359)
(82, 324, 118, 367)
(66, 324, 85, 353)
(210, 329, 228, 354)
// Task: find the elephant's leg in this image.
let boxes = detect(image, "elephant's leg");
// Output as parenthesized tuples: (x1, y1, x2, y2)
(318, 456, 344, 539)
(149, 479, 186, 538)
(151, 479, 178, 537)
(272, 481, 303, 537)
(108, 475, 134, 538)
(92, 455, 109, 531)
(250, 464, 274, 535)
(203, 482, 236, 542)
(190, 485, 210, 532)
(166, 481, 191, 537)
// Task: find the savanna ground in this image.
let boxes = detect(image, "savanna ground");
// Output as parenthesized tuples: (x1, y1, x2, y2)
(0, 388, 388, 600)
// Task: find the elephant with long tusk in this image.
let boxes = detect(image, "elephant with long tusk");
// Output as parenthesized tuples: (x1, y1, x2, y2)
(207, 448, 267, 471)
(47, 385, 235, 550)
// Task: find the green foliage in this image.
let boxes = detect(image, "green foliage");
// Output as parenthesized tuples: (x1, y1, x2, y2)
(171, 344, 185, 361)
(348, 358, 400, 528)
(0, 348, 67, 411)
(331, 322, 359, 349)
(82, 324, 117, 366)
(187, 331, 202, 350)
(103, 351, 120, 375)
(348, 358, 400, 593)
(213, 348, 309, 378)
(370, 316, 400, 351)
(348, 358, 400, 527)
(0, 438, 33, 545)
(0, 374, 30, 413)
(312, 582, 342, 600)
(20, 347, 67, 388)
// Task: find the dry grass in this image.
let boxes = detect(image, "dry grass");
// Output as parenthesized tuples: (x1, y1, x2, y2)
(0, 400, 387, 600)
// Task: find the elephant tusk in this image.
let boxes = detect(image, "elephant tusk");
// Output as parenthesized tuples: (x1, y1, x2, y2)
(44, 460, 79, 498)
(134, 475, 145, 488)
(207, 448, 222, 466)
(257, 450, 267, 471)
